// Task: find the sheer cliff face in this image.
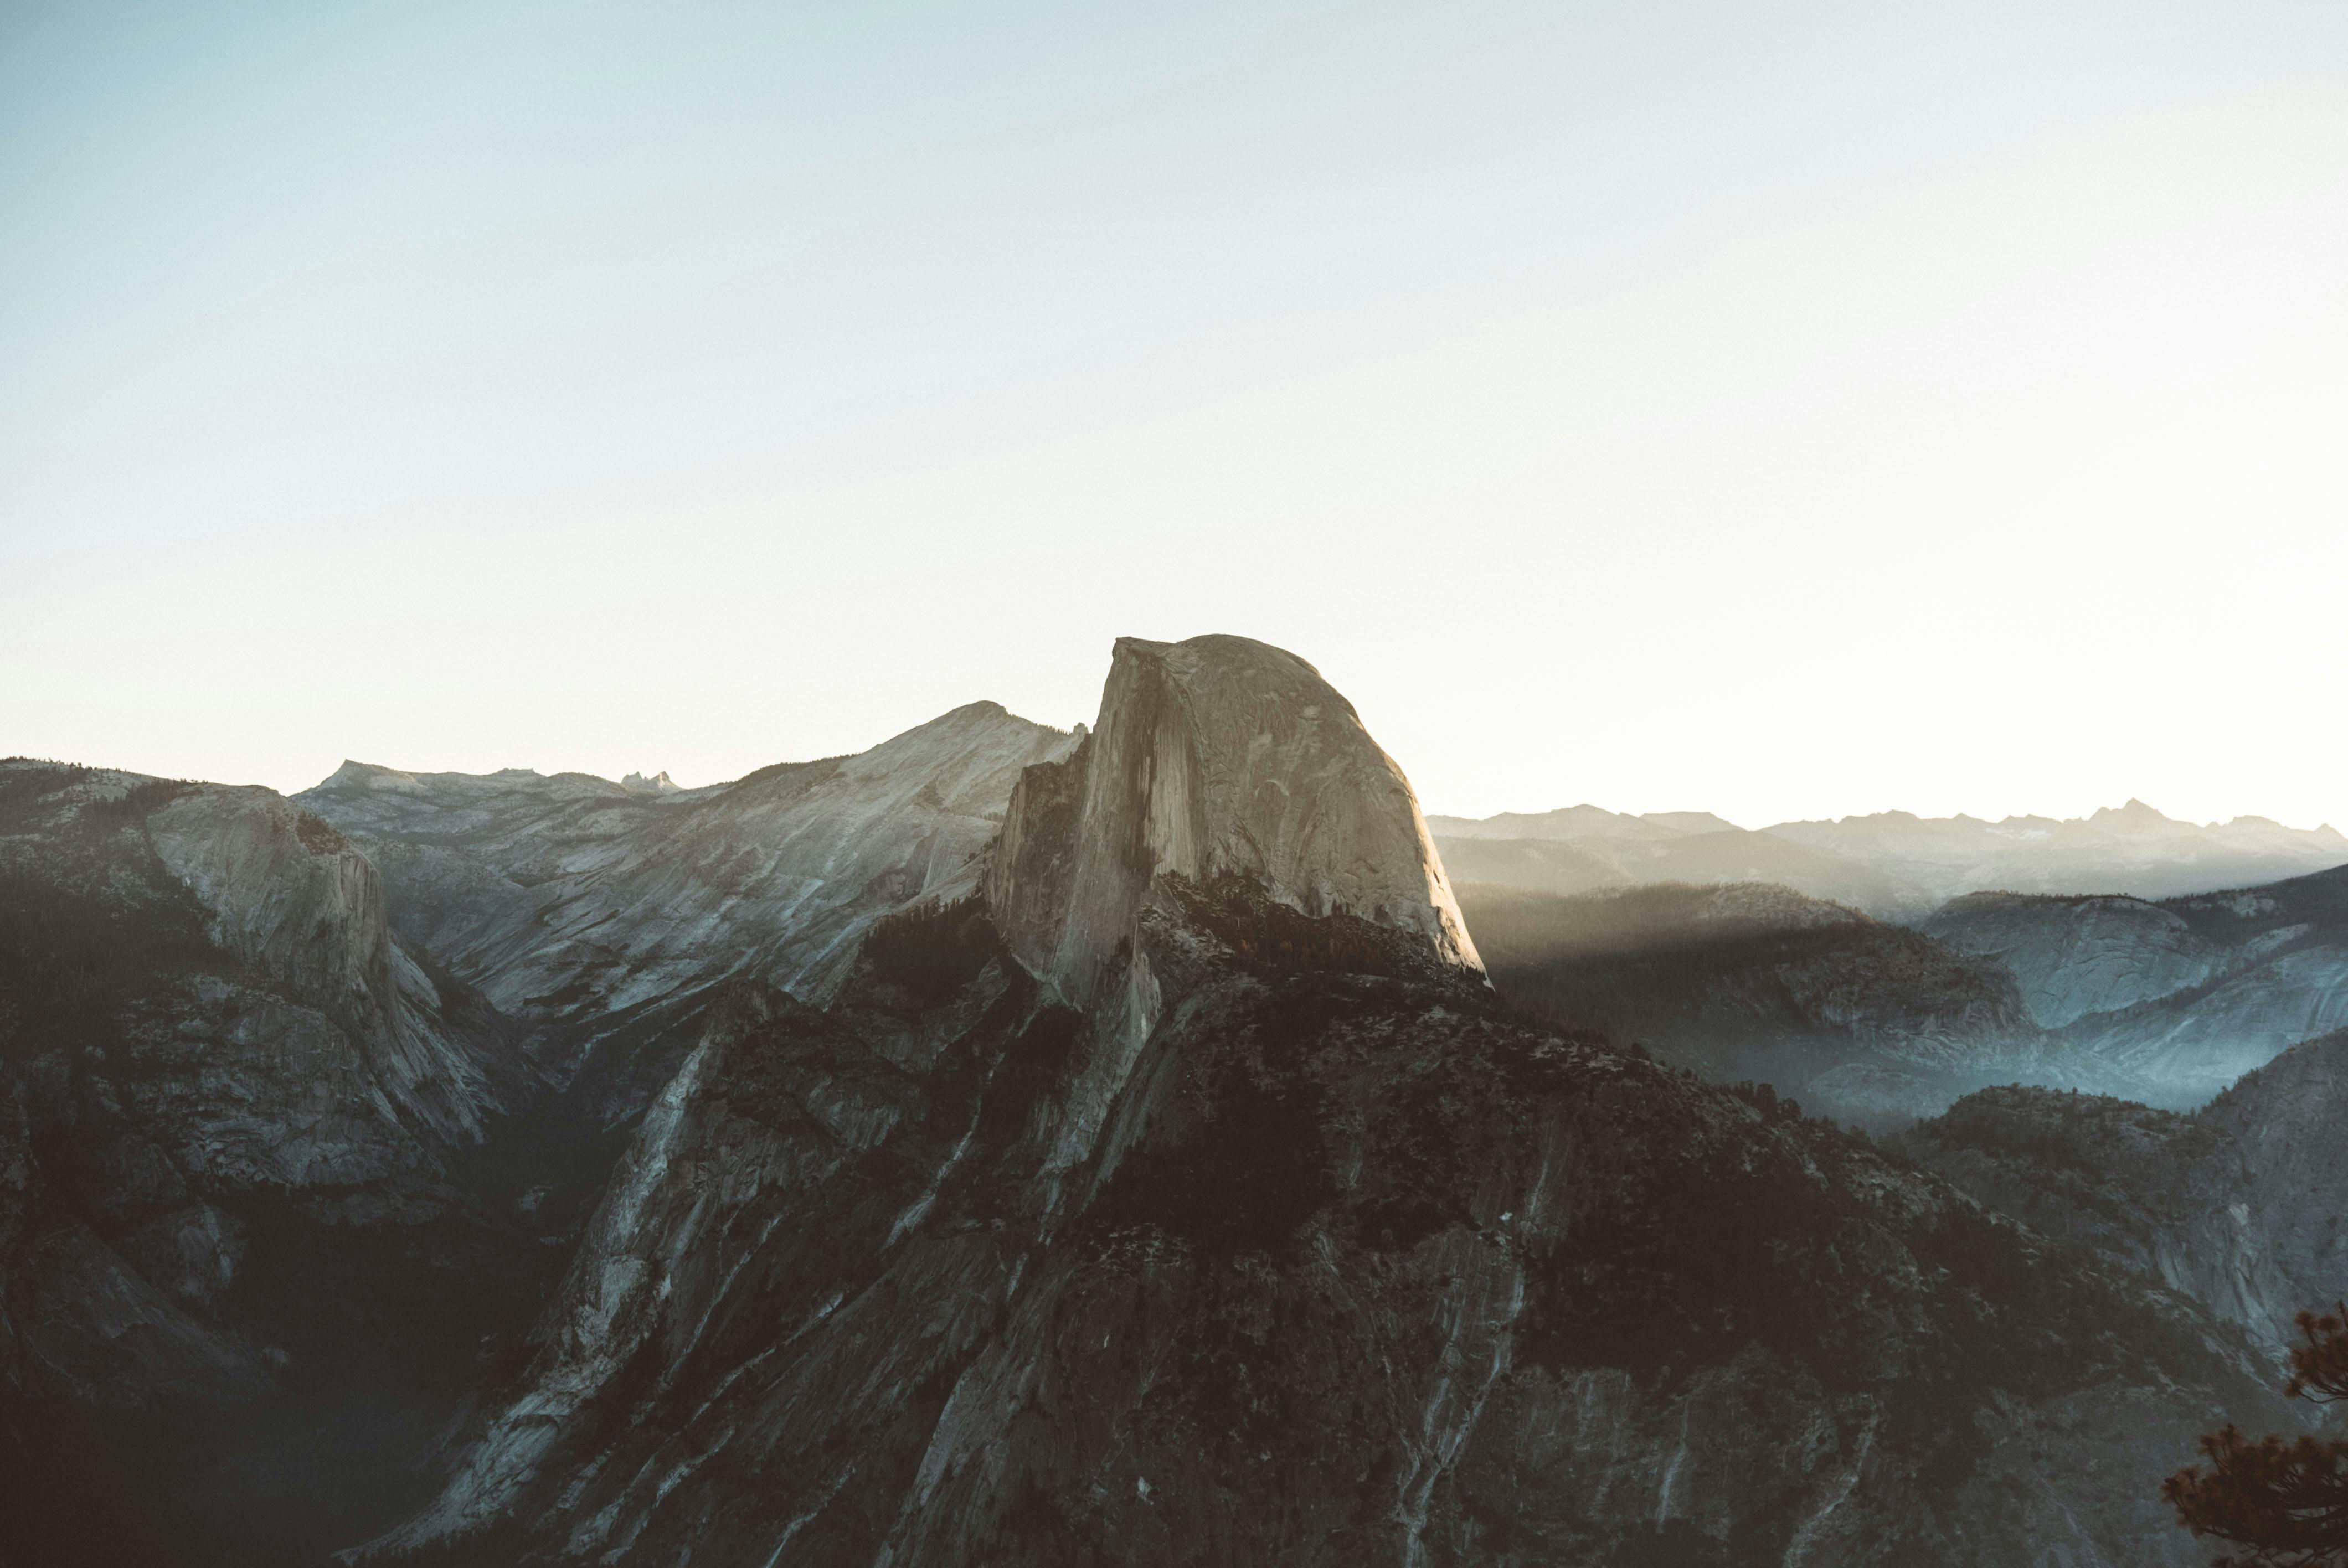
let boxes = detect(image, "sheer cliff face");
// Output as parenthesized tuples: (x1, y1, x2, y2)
(983, 633, 1480, 1179)
(988, 634, 1479, 1002)
(368, 641, 2282, 1568)
(0, 765, 512, 1201)
(144, 786, 514, 1155)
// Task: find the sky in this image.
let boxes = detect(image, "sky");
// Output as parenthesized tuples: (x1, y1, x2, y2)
(4, 0, 2345, 828)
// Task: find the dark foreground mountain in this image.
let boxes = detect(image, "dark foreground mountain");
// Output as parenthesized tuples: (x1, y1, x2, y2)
(1906, 1028, 2348, 1361)
(1461, 881, 2042, 1126)
(357, 639, 2287, 1567)
(0, 706, 1082, 1568)
(0, 761, 549, 1566)
(1925, 868, 2348, 1102)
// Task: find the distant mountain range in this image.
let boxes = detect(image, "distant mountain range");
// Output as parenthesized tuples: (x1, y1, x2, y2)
(1429, 800, 2348, 920)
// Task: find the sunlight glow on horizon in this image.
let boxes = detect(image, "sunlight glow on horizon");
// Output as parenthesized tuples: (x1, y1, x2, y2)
(4, 1, 2345, 829)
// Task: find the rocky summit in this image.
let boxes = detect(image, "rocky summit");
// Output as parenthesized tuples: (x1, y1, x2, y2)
(2, 636, 2339, 1568)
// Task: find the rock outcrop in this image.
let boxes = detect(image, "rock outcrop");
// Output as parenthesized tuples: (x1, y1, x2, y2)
(988, 635, 1479, 993)
(0, 765, 517, 1205)
(360, 639, 2289, 1568)
(145, 785, 513, 1158)
(983, 635, 1479, 1180)
(618, 771, 682, 796)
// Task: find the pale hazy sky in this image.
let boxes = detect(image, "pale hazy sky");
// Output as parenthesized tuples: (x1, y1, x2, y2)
(6, 1, 2345, 827)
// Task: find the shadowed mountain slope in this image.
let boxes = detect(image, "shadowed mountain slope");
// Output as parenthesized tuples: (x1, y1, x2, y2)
(1461, 880, 2040, 1126)
(0, 760, 552, 1566)
(1907, 1028, 2348, 1361)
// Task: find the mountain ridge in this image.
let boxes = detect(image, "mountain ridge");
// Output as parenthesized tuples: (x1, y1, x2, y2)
(296, 702, 1083, 1121)
(1430, 797, 2348, 919)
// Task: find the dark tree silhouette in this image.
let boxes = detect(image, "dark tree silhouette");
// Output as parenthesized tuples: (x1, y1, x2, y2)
(2165, 1305, 2348, 1567)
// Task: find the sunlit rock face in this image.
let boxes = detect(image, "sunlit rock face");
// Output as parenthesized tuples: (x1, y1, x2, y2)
(300, 702, 1081, 1114)
(983, 633, 1482, 1180)
(990, 633, 1480, 1000)
(617, 771, 681, 796)
(362, 639, 2284, 1568)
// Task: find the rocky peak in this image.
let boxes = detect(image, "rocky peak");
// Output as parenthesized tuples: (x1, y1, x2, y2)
(619, 770, 682, 796)
(987, 634, 1480, 1005)
(316, 759, 422, 793)
(2090, 797, 2183, 835)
